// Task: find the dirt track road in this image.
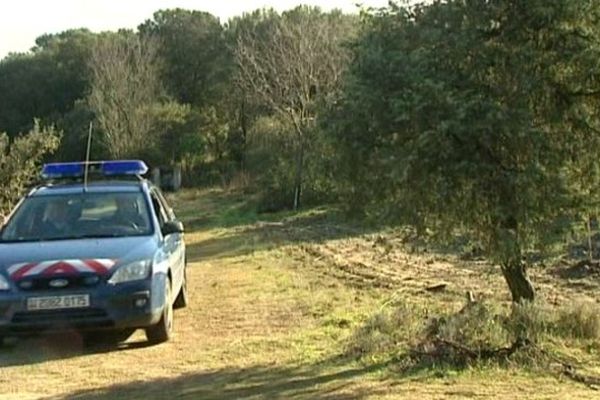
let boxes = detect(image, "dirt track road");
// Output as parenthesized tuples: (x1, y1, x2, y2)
(0, 190, 354, 400)
(1, 189, 598, 399)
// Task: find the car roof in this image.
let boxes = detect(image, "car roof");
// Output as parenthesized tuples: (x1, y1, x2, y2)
(29, 180, 152, 197)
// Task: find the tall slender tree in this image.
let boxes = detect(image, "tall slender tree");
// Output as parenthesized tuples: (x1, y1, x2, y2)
(235, 6, 355, 209)
(87, 32, 163, 159)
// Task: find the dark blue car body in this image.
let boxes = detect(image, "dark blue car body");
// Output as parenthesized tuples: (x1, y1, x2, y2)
(0, 178, 186, 345)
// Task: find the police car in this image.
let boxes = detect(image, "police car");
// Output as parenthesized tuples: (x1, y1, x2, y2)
(0, 160, 187, 346)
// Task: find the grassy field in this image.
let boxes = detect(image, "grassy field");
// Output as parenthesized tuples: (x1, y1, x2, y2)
(1, 188, 599, 399)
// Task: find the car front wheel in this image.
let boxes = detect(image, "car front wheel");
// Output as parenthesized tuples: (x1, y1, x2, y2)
(174, 268, 188, 309)
(145, 277, 173, 344)
(82, 329, 135, 348)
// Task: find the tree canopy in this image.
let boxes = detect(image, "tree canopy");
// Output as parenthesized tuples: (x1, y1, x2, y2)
(329, 0, 600, 301)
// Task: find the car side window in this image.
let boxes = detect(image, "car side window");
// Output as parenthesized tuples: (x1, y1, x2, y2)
(155, 189, 175, 221)
(150, 191, 169, 227)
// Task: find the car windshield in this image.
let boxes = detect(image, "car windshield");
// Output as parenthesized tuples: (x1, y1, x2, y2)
(0, 191, 153, 242)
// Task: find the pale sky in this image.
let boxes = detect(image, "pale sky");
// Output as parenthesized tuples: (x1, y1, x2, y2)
(0, 0, 389, 59)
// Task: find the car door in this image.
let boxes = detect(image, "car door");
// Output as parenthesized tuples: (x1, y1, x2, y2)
(150, 188, 185, 296)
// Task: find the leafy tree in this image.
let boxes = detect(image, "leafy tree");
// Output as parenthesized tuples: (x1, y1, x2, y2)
(32, 29, 95, 119)
(0, 29, 95, 138)
(139, 9, 230, 108)
(331, 0, 600, 302)
(140, 9, 238, 181)
(0, 53, 62, 135)
(0, 121, 61, 216)
(147, 101, 194, 165)
(54, 100, 100, 161)
(34, 30, 97, 160)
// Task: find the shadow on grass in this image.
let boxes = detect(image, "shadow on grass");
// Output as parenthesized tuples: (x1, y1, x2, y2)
(54, 359, 393, 400)
(172, 188, 379, 263)
(0, 331, 154, 367)
(186, 208, 373, 263)
(174, 189, 263, 231)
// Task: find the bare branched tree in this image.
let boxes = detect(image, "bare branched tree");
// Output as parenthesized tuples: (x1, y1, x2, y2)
(234, 8, 354, 209)
(87, 33, 163, 159)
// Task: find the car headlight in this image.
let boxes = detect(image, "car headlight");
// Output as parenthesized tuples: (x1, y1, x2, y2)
(0, 274, 10, 291)
(108, 260, 151, 284)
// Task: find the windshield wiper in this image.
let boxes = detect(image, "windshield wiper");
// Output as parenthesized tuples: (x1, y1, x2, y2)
(0, 237, 82, 243)
(0, 232, 150, 242)
(65, 233, 126, 239)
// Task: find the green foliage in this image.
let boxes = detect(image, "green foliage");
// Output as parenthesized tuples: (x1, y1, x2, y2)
(54, 100, 100, 161)
(186, 106, 234, 186)
(0, 121, 60, 215)
(140, 9, 231, 107)
(0, 6, 357, 210)
(5, 2, 600, 287)
(0, 30, 94, 140)
(330, 1, 600, 285)
(242, 114, 339, 211)
(146, 101, 195, 165)
(245, 115, 296, 211)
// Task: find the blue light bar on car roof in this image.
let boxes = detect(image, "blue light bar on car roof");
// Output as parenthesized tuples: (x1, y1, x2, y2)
(41, 162, 85, 179)
(41, 160, 148, 179)
(102, 160, 149, 176)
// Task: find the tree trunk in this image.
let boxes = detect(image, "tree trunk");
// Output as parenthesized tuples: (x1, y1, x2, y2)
(293, 141, 305, 210)
(586, 216, 594, 263)
(501, 260, 535, 303)
(239, 98, 248, 172)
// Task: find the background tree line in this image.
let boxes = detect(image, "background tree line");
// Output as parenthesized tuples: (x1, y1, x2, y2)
(2, 0, 600, 302)
(0, 6, 356, 199)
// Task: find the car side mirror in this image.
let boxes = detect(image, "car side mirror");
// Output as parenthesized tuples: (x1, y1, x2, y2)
(162, 220, 184, 236)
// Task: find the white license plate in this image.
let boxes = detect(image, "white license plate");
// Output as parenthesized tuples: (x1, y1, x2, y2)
(27, 295, 90, 311)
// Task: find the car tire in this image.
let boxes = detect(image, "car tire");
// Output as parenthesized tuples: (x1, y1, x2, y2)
(82, 329, 135, 348)
(145, 277, 173, 344)
(173, 268, 188, 309)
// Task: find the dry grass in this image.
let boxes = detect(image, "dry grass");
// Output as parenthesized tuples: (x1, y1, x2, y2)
(555, 302, 600, 340)
(1, 188, 599, 399)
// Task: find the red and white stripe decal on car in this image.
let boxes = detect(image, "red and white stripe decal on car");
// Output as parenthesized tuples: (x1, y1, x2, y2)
(7, 259, 117, 280)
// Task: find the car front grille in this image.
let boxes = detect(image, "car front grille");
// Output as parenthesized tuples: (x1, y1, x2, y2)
(11, 308, 112, 330)
(16, 275, 102, 291)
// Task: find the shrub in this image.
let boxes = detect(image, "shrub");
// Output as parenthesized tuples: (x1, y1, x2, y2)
(436, 303, 510, 352)
(347, 299, 600, 368)
(346, 303, 422, 358)
(506, 302, 554, 343)
(555, 302, 600, 340)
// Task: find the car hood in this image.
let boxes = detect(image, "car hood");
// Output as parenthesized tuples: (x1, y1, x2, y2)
(0, 236, 158, 279)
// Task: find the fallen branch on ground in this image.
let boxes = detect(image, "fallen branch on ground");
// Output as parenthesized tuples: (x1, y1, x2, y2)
(411, 336, 530, 364)
(410, 336, 600, 390)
